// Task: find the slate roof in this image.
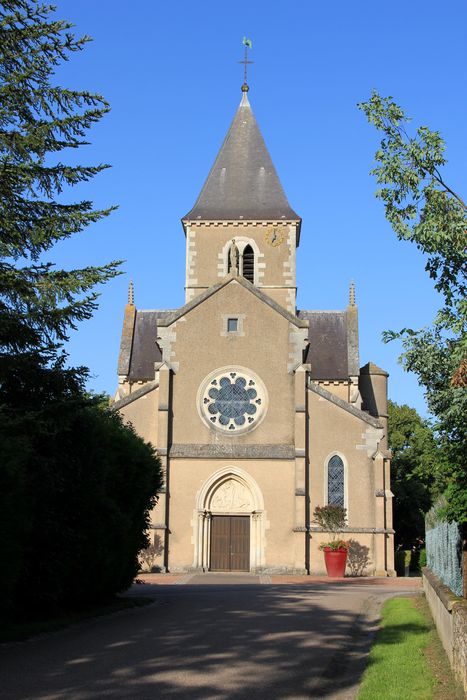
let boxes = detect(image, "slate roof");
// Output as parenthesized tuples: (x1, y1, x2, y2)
(125, 310, 174, 382)
(119, 277, 308, 382)
(183, 92, 300, 223)
(298, 310, 351, 380)
(122, 300, 357, 381)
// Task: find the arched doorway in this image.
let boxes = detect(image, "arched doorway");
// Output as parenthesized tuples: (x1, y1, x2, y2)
(193, 467, 265, 572)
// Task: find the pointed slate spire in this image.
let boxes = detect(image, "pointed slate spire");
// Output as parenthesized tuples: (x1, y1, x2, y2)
(183, 91, 300, 223)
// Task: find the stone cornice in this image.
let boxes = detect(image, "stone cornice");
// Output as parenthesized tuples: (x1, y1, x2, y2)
(169, 443, 295, 460)
(182, 220, 300, 228)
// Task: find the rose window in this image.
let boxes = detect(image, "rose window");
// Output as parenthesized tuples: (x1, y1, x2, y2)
(198, 368, 267, 434)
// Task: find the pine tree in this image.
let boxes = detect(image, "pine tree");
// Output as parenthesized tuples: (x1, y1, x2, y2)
(0, 4, 164, 615)
(0, 0, 120, 370)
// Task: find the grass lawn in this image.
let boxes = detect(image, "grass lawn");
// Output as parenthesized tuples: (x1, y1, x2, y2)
(357, 597, 463, 700)
(0, 596, 153, 643)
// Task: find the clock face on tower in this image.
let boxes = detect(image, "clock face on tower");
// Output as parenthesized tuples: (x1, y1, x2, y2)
(264, 226, 285, 247)
(197, 366, 267, 435)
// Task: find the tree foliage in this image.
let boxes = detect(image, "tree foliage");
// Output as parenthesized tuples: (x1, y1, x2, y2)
(388, 400, 442, 548)
(359, 92, 467, 523)
(0, 0, 120, 365)
(358, 92, 466, 319)
(0, 2, 162, 615)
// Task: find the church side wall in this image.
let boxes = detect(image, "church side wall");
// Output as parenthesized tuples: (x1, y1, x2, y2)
(307, 389, 388, 575)
(118, 388, 168, 572)
(118, 387, 159, 446)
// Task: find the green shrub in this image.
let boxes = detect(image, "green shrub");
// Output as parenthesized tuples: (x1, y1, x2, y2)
(419, 549, 427, 569)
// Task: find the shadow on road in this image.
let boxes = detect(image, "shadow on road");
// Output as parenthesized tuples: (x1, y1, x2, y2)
(0, 583, 393, 699)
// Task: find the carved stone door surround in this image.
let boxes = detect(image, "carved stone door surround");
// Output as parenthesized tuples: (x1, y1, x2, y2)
(193, 466, 266, 571)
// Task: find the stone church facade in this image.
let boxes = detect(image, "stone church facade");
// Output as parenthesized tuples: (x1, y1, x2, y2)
(112, 87, 395, 576)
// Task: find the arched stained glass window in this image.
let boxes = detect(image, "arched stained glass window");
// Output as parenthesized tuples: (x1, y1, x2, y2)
(327, 455, 344, 507)
(242, 245, 254, 283)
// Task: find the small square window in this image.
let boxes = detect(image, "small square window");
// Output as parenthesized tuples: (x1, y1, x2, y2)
(227, 318, 238, 332)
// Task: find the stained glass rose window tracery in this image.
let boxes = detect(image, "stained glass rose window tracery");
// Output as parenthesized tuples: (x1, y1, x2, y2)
(199, 368, 266, 433)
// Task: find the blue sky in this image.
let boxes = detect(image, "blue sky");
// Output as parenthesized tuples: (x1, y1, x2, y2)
(50, 0, 466, 416)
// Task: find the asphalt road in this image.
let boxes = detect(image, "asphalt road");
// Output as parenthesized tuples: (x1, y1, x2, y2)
(0, 575, 415, 700)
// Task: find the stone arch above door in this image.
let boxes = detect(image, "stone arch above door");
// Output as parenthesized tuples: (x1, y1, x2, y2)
(210, 479, 253, 512)
(193, 467, 266, 571)
(197, 466, 264, 513)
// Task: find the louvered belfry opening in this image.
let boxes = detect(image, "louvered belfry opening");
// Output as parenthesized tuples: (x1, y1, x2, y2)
(242, 245, 254, 283)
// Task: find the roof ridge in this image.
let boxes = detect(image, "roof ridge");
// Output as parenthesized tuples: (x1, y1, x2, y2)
(298, 309, 346, 316)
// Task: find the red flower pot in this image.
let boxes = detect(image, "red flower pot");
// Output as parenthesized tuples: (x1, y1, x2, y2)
(323, 548, 348, 577)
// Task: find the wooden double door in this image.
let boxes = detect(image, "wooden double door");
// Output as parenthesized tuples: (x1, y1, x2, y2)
(210, 515, 250, 571)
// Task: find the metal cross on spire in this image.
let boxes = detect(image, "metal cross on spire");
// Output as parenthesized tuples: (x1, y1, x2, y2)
(239, 37, 253, 92)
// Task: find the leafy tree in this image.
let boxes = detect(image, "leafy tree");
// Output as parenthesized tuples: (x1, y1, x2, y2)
(359, 92, 467, 523)
(0, 0, 120, 368)
(388, 400, 442, 548)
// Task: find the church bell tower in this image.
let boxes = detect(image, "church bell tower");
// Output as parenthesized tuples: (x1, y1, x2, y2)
(181, 87, 301, 314)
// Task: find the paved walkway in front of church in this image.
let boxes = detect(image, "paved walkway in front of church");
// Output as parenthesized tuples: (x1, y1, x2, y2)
(0, 575, 421, 700)
(135, 571, 422, 588)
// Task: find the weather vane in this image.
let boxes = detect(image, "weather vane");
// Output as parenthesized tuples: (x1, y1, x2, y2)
(239, 37, 253, 91)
